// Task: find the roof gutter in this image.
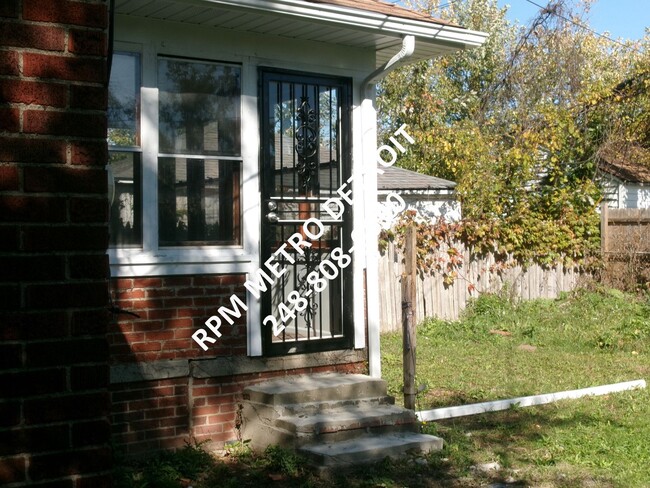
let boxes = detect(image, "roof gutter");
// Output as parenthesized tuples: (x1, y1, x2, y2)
(361, 35, 416, 379)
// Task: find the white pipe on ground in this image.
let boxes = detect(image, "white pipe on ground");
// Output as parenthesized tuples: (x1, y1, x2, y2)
(417, 379, 647, 421)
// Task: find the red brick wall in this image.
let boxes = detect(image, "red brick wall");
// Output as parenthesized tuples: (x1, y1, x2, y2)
(109, 275, 247, 363)
(109, 273, 247, 455)
(111, 378, 190, 456)
(108, 273, 366, 455)
(111, 364, 365, 456)
(0, 1, 111, 486)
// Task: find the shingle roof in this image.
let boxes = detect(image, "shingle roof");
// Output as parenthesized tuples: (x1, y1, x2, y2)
(598, 145, 650, 184)
(377, 165, 456, 190)
(304, 0, 457, 27)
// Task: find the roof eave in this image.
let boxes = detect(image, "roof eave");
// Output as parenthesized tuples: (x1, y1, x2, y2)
(195, 0, 488, 49)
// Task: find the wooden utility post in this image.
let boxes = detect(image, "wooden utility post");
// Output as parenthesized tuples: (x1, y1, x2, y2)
(601, 200, 609, 256)
(402, 225, 417, 410)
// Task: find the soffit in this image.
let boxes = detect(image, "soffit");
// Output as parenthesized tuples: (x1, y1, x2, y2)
(114, 0, 487, 68)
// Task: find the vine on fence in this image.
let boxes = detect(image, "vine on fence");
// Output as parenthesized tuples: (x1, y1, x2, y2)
(379, 209, 601, 289)
(379, 210, 469, 289)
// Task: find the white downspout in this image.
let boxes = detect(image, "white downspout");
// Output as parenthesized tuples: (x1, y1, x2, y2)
(360, 35, 415, 378)
(364, 35, 416, 89)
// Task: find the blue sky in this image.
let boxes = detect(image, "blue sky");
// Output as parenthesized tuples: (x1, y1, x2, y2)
(497, 0, 649, 41)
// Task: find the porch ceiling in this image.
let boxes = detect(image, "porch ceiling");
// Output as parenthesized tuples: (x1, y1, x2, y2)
(114, 0, 488, 68)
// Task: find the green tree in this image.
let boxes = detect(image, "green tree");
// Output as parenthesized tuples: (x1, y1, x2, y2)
(378, 0, 643, 267)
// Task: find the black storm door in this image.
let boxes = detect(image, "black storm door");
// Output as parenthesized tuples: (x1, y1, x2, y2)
(259, 68, 353, 355)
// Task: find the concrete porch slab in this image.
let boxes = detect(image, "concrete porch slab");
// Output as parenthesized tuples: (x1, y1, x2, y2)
(243, 373, 387, 405)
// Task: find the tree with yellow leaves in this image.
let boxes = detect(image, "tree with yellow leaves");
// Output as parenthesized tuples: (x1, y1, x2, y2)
(378, 0, 644, 267)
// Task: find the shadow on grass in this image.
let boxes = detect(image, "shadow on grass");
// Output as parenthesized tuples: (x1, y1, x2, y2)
(115, 438, 496, 488)
(115, 402, 624, 488)
(428, 405, 619, 488)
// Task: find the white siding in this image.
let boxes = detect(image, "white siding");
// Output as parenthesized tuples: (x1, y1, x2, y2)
(377, 191, 461, 229)
(621, 184, 650, 209)
(602, 175, 650, 210)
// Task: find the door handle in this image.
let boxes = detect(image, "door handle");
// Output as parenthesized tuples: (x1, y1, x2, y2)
(265, 215, 342, 224)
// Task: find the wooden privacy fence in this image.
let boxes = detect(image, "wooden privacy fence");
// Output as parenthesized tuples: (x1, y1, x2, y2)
(378, 241, 582, 333)
(600, 204, 650, 289)
(601, 204, 650, 256)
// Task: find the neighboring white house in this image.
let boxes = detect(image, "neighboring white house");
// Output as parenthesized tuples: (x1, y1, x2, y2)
(598, 146, 650, 209)
(377, 165, 461, 229)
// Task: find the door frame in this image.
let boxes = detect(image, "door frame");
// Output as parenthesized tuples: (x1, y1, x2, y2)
(258, 67, 354, 356)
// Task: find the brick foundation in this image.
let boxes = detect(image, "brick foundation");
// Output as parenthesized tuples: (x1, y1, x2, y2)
(187, 364, 365, 446)
(110, 362, 365, 456)
(111, 378, 190, 456)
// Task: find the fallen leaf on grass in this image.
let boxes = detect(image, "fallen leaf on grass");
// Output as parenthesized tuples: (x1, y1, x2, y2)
(490, 329, 512, 337)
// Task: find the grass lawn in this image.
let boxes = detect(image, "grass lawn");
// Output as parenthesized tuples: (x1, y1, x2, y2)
(116, 288, 650, 487)
(382, 287, 650, 487)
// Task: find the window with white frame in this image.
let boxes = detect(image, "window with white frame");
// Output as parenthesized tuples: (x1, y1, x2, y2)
(108, 51, 142, 247)
(108, 53, 243, 251)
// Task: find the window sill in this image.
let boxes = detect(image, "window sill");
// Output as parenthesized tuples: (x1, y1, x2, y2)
(108, 247, 256, 277)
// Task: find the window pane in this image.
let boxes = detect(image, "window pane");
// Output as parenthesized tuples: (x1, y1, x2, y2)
(158, 58, 241, 156)
(109, 152, 142, 246)
(158, 158, 240, 245)
(108, 52, 140, 147)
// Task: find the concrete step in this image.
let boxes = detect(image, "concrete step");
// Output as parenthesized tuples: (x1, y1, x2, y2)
(276, 403, 416, 436)
(245, 394, 395, 422)
(243, 373, 388, 406)
(242, 402, 417, 449)
(242, 373, 443, 467)
(299, 432, 444, 467)
(281, 395, 395, 416)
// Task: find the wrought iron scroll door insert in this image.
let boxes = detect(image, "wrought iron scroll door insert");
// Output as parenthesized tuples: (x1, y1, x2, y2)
(260, 69, 353, 355)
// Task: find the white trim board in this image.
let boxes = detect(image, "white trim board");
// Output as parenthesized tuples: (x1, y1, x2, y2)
(417, 379, 647, 421)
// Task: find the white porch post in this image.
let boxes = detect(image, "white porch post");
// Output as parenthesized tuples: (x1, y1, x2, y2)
(359, 36, 416, 378)
(360, 96, 382, 378)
